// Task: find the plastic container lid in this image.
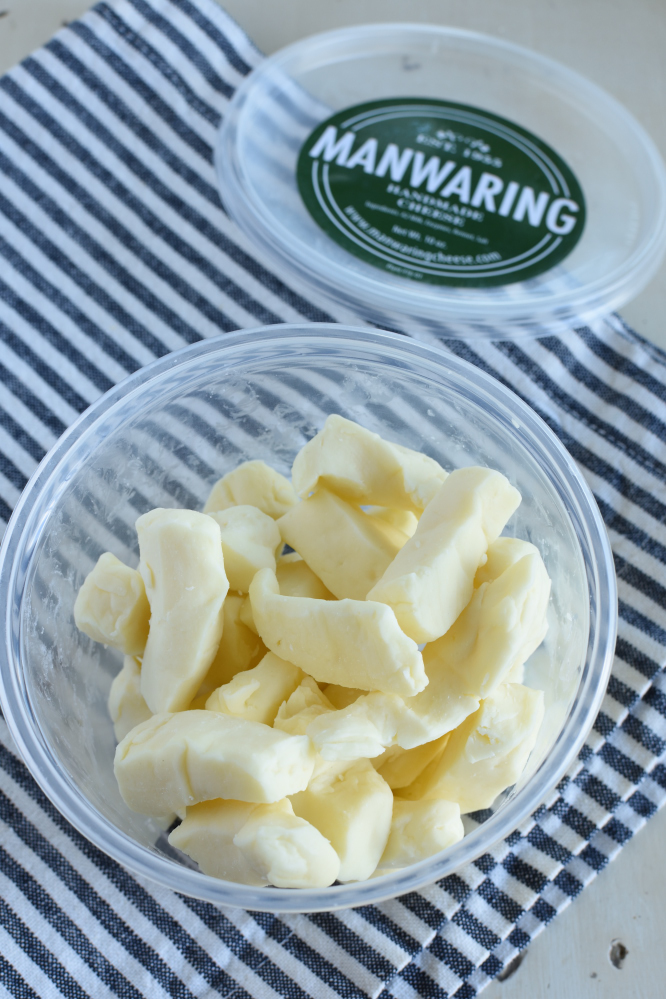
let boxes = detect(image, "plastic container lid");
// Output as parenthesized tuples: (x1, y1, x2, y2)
(216, 24, 666, 338)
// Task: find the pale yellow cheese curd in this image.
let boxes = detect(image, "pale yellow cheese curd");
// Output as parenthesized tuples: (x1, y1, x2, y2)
(400, 683, 545, 813)
(277, 488, 402, 600)
(74, 412, 551, 889)
(289, 758, 393, 882)
(74, 552, 150, 656)
(204, 460, 298, 518)
(378, 799, 464, 870)
(291, 413, 447, 511)
(363, 506, 419, 545)
(308, 535, 550, 759)
(168, 797, 341, 888)
(168, 799, 270, 886)
(236, 555, 335, 637)
(137, 509, 228, 713)
(322, 683, 364, 709)
(205, 651, 304, 725)
(233, 799, 340, 888)
(373, 734, 451, 790)
(249, 567, 427, 697)
(107, 655, 151, 743)
(273, 676, 335, 736)
(275, 553, 335, 600)
(207, 504, 281, 593)
(194, 593, 266, 699)
(114, 710, 316, 816)
(367, 466, 522, 643)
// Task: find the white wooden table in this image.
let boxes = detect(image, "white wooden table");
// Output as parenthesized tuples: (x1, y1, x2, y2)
(3, 2, 666, 995)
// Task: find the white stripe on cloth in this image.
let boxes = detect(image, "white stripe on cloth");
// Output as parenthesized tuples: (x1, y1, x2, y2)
(0, 2, 665, 997)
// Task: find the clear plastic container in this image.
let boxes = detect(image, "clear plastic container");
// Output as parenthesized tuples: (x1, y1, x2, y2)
(0, 325, 617, 912)
(216, 24, 666, 338)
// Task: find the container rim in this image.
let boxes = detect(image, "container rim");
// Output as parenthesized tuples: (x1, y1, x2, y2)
(0, 324, 617, 912)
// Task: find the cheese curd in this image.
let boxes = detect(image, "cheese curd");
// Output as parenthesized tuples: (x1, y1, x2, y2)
(290, 758, 394, 882)
(204, 460, 298, 518)
(307, 536, 550, 759)
(137, 509, 228, 714)
(168, 797, 340, 888)
(74, 552, 150, 656)
(232, 798, 340, 888)
(367, 466, 522, 642)
(277, 488, 402, 600)
(400, 683, 545, 813)
(205, 651, 304, 725)
(275, 553, 335, 600)
(168, 799, 270, 886)
(208, 504, 282, 593)
(373, 734, 451, 790)
(378, 799, 464, 870)
(273, 676, 335, 736)
(249, 567, 427, 697)
(107, 655, 151, 743)
(114, 710, 316, 815)
(76, 413, 551, 889)
(291, 413, 447, 511)
(195, 593, 266, 698)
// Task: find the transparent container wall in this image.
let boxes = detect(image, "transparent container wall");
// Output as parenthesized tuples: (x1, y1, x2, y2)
(22, 335, 589, 867)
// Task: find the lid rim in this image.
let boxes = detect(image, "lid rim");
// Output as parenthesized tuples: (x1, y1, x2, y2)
(218, 154, 666, 330)
(217, 22, 666, 335)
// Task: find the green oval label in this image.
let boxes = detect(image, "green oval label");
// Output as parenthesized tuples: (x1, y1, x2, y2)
(296, 98, 586, 287)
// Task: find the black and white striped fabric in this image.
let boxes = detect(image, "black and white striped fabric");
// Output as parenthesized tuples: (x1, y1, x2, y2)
(0, 2, 665, 996)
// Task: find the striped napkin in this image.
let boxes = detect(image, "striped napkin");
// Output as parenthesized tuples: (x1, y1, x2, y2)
(1, 2, 665, 996)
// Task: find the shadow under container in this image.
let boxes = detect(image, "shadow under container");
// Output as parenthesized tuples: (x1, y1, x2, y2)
(0, 324, 617, 913)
